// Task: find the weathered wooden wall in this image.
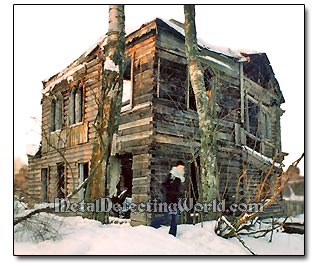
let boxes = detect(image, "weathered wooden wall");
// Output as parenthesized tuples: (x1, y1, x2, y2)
(27, 18, 285, 223)
(26, 156, 41, 205)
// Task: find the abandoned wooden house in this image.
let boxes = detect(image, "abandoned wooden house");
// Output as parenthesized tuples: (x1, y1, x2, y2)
(27, 18, 287, 225)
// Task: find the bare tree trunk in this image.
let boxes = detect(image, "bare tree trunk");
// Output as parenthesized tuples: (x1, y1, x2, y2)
(184, 5, 219, 220)
(84, 5, 125, 223)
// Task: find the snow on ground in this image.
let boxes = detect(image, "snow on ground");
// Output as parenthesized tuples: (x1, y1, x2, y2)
(14, 213, 304, 255)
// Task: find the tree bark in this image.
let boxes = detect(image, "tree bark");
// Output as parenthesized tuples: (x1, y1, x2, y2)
(84, 5, 125, 223)
(184, 5, 219, 220)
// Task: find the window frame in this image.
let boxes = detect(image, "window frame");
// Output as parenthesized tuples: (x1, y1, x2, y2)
(157, 57, 188, 109)
(50, 98, 56, 132)
(69, 86, 76, 125)
(55, 92, 63, 131)
(121, 56, 134, 112)
(244, 94, 273, 153)
(75, 83, 83, 123)
(187, 65, 216, 111)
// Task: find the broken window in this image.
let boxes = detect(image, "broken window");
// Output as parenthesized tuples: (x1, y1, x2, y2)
(122, 57, 133, 112)
(217, 86, 240, 119)
(56, 163, 65, 199)
(245, 97, 261, 152)
(188, 66, 215, 111)
(159, 58, 187, 109)
(204, 66, 214, 93)
(50, 98, 56, 132)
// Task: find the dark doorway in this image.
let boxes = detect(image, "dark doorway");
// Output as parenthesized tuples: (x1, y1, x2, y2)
(78, 162, 89, 201)
(111, 154, 133, 219)
(185, 157, 201, 224)
(190, 157, 200, 202)
(118, 153, 133, 198)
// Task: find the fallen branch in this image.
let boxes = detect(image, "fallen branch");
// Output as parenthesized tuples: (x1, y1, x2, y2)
(14, 149, 108, 226)
(216, 154, 304, 239)
(233, 153, 304, 232)
(220, 216, 257, 255)
(237, 222, 283, 239)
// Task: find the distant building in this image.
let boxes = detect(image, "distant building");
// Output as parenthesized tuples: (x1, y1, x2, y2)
(283, 167, 304, 216)
(27, 18, 287, 225)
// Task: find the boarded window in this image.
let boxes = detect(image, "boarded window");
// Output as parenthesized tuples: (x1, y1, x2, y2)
(122, 58, 132, 111)
(159, 58, 187, 108)
(75, 83, 83, 123)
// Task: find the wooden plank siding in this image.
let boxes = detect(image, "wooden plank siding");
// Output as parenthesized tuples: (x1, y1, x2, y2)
(27, 18, 285, 223)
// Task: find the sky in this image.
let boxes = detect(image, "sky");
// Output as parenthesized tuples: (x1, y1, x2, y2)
(13, 4, 304, 174)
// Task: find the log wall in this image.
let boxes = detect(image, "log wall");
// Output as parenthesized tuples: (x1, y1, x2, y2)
(27, 18, 285, 223)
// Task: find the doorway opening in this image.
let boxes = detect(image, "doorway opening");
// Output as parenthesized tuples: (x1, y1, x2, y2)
(190, 157, 200, 202)
(118, 153, 133, 198)
(78, 162, 89, 201)
(110, 153, 133, 219)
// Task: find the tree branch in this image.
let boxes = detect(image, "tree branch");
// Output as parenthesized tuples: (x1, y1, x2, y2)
(14, 147, 108, 226)
(220, 216, 257, 255)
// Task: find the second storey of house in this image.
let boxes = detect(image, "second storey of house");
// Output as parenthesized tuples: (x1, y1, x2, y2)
(39, 17, 285, 167)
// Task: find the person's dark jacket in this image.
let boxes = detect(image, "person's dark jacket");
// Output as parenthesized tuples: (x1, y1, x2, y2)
(160, 171, 185, 204)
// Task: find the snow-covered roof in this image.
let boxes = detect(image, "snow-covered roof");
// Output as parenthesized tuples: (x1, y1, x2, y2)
(162, 18, 261, 61)
(41, 17, 267, 95)
(42, 34, 108, 95)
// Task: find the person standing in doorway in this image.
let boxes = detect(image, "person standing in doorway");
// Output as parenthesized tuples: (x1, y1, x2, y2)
(150, 160, 186, 237)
